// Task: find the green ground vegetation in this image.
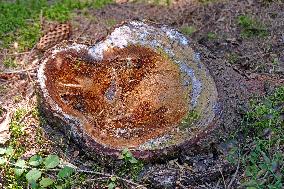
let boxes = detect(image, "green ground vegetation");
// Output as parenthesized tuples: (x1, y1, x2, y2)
(180, 25, 196, 36)
(0, 0, 113, 51)
(0, 107, 143, 189)
(237, 15, 268, 38)
(230, 86, 284, 188)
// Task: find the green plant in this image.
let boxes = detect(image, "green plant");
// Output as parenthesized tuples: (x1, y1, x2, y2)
(119, 148, 138, 164)
(14, 108, 27, 122)
(198, 0, 219, 4)
(180, 26, 196, 36)
(227, 53, 239, 64)
(180, 110, 200, 129)
(8, 108, 28, 159)
(135, 0, 171, 6)
(105, 18, 117, 27)
(108, 176, 117, 189)
(118, 148, 144, 180)
(3, 58, 18, 68)
(0, 0, 45, 49)
(237, 15, 268, 38)
(207, 32, 218, 40)
(0, 148, 146, 188)
(1, 107, 145, 188)
(0, 85, 8, 95)
(0, 151, 75, 189)
(17, 22, 41, 51)
(235, 86, 284, 188)
(0, 0, 113, 50)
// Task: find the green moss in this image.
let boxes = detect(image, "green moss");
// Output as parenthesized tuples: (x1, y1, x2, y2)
(180, 110, 200, 129)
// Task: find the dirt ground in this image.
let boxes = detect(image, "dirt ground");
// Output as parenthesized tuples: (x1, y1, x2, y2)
(0, 0, 284, 188)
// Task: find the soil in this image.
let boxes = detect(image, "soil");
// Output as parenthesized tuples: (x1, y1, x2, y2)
(0, 0, 283, 188)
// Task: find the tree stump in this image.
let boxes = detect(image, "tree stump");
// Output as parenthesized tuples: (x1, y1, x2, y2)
(37, 21, 222, 161)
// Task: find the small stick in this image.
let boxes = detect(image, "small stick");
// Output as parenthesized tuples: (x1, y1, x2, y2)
(18, 109, 33, 124)
(2, 67, 37, 74)
(219, 167, 227, 189)
(227, 149, 241, 189)
(77, 169, 147, 189)
(8, 161, 147, 189)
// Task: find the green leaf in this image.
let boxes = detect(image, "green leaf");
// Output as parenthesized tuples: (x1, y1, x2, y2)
(29, 155, 43, 167)
(14, 168, 25, 177)
(40, 177, 54, 187)
(0, 148, 6, 155)
(55, 185, 63, 189)
(15, 159, 27, 168)
(110, 176, 116, 182)
(0, 157, 7, 165)
(129, 157, 138, 164)
(108, 182, 116, 189)
(44, 155, 60, 169)
(26, 169, 42, 183)
(5, 147, 14, 156)
(125, 151, 132, 158)
(58, 166, 74, 179)
(122, 148, 129, 155)
(14, 159, 27, 177)
(30, 180, 38, 189)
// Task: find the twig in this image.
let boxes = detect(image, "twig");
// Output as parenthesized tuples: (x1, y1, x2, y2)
(219, 167, 227, 189)
(215, 179, 221, 189)
(7, 161, 146, 189)
(0, 51, 30, 56)
(227, 149, 241, 189)
(238, 52, 270, 60)
(18, 109, 33, 124)
(21, 45, 36, 66)
(76, 169, 147, 189)
(83, 176, 110, 183)
(74, 18, 97, 41)
(2, 67, 37, 74)
(176, 181, 187, 189)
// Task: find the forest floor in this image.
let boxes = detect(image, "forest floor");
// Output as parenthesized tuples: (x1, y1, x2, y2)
(0, 0, 283, 188)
